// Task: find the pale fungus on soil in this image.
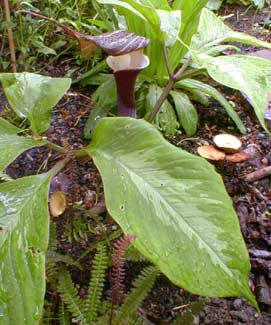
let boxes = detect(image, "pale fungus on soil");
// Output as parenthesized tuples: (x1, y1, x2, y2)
(197, 145, 226, 161)
(213, 133, 242, 154)
(49, 191, 67, 217)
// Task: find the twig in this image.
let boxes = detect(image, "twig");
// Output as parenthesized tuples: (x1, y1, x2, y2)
(3, 0, 16, 72)
(244, 166, 271, 182)
(147, 55, 192, 123)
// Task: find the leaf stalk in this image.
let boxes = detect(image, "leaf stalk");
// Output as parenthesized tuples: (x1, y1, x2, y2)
(147, 49, 192, 123)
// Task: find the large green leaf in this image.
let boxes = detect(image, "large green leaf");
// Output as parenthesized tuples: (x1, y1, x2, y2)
(0, 172, 53, 324)
(99, 0, 182, 46)
(98, 0, 160, 26)
(0, 73, 71, 134)
(170, 90, 198, 136)
(87, 117, 256, 306)
(191, 8, 271, 51)
(191, 54, 271, 132)
(0, 119, 47, 171)
(168, 0, 208, 71)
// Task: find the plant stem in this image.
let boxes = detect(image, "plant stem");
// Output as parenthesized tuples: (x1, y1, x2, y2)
(45, 142, 66, 154)
(3, 0, 16, 72)
(48, 157, 70, 177)
(147, 55, 192, 123)
(74, 148, 89, 158)
(147, 79, 175, 123)
(162, 45, 173, 77)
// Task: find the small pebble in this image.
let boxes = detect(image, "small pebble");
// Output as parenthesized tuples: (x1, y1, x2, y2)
(257, 133, 266, 139)
(233, 298, 243, 310)
(261, 157, 269, 166)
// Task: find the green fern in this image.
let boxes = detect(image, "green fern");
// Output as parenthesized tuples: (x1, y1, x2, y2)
(46, 223, 58, 290)
(171, 299, 205, 325)
(124, 245, 148, 262)
(114, 266, 160, 324)
(83, 243, 108, 323)
(56, 241, 159, 324)
(58, 302, 70, 325)
(58, 267, 88, 325)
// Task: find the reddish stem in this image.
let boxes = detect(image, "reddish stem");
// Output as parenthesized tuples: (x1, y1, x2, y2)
(114, 70, 140, 118)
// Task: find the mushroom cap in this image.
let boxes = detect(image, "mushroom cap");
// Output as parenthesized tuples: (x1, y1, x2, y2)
(197, 145, 226, 161)
(49, 191, 67, 217)
(226, 152, 249, 163)
(106, 50, 150, 72)
(213, 133, 242, 154)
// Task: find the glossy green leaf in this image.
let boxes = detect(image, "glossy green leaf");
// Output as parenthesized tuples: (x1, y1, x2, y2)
(0, 117, 20, 135)
(99, 0, 181, 47)
(146, 84, 178, 135)
(0, 73, 71, 134)
(191, 8, 271, 51)
(0, 172, 53, 324)
(87, 117, 256, 306)
(175, 78, 246, 134)
(187, 88, 209, 107)
(168, 0, 208, 71)
(98, 0, 160, 26)
(191, 54, 271, 132)
(84, 76, 117, 138)
(156, 9, 182, 47)
(0, 119, 47, 171)
(170, 90, 198, 136)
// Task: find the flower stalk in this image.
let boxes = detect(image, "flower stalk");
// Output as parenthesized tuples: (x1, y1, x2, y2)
(106, 51, 149, 118)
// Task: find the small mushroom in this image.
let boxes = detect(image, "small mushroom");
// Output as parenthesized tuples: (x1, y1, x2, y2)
(49, 191, 67, 217)
(197, 145, 225, 161)
(226, 152, 249, 163)
(213, 134, 242, 154)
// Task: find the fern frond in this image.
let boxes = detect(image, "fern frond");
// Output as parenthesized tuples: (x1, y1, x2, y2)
(171, 299, 205, 325)
(109, 234, 136, 305)
(58, 302, 70, 325)
(47, 251, 83, 269)
(84, 243, 108, 323)
(58, 267, 88, 325)
(124, 246, 148, 262)
(46, 255, 58, 289)
(114, 266, 160, 324)
(48, 222, 57, 251)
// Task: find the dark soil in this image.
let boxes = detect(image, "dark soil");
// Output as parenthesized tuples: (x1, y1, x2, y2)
(1, 3, 271, 325)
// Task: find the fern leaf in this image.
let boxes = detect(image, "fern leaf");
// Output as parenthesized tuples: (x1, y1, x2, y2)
(48, 222, 57, 251)
(114, 266, 159, 324)
(58, 302, 70, 325)
(84, 243, 108, 323)
(58, 267, 88, 325)
(125, 246, 148, 262)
